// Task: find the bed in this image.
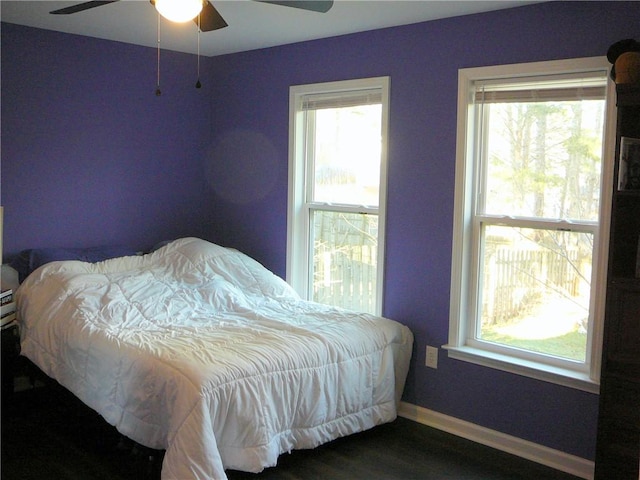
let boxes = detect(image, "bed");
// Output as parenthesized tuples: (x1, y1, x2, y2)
(15, 237, 413, 480)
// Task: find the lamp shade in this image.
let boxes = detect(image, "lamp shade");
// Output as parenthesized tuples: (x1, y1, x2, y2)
(155, 0, 203, 23)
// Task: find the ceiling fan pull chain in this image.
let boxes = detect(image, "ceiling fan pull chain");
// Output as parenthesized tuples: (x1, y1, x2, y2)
(195, 13, 202, 89)
(156, 11, 162, 96)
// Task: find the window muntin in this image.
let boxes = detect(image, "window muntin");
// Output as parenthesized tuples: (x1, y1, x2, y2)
(447, 58, 614, 390)
(288, 78, 389, 315)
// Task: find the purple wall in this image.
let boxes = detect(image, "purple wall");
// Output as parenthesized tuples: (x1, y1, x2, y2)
(2, 0, 639, 463)
(203, 1, 640, 462)
(1, 25, 212, 255)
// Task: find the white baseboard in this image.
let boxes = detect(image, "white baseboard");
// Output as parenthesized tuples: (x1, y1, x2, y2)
(398, 402, 594, 480)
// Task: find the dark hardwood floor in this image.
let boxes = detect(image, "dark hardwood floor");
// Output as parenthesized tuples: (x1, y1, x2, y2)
(1, 382, 582, 480)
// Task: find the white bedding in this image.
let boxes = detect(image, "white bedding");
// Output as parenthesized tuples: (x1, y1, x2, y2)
(16, 237, 413, 480)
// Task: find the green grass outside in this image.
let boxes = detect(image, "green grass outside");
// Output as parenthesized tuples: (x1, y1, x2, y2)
(481, 328, 587, 362)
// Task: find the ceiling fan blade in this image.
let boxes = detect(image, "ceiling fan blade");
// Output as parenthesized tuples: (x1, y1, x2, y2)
(196, 1, 228, 32)
(258, 1, 333, 13)
(50, 1, 119, 15)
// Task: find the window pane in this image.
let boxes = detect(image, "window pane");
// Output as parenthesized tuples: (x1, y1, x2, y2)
(482, 100, 605, 222)
(311, 210, 378, 314)
(478, 225, 592, 362)
(312, 105, 381, 207)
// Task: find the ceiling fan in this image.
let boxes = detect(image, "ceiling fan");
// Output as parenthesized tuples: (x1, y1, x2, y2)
(50, 1, 334, 32)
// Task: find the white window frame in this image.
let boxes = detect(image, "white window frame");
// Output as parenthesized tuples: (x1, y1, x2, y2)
(286, 77, 390, 315)
(445, 57, 617, 393)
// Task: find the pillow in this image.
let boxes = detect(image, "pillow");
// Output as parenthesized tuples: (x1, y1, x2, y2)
(10, 245, 138, 283)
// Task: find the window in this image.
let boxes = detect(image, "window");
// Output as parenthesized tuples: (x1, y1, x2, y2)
(446, 58, 616, 392)
(287, 77, 390, 315)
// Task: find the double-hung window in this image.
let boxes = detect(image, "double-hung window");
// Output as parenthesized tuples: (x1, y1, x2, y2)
(446, 58, 616, 391)
(287, 77, 390, 315)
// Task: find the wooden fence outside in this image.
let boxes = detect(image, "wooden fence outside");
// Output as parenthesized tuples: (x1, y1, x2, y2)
(481, 247, 582, 325)
(312, 211, 378, 314)
(311, 213, 584, 321)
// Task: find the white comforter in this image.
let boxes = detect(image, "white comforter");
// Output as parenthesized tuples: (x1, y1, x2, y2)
(17, 237, 413, 480)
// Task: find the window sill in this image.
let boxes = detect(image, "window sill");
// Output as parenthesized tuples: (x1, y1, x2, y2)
(442, 345, 600, 394)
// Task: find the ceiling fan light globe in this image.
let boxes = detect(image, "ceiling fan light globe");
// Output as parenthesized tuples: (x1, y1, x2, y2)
(155, 0, 203, 23)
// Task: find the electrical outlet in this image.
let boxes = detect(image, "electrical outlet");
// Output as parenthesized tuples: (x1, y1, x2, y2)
(425, 346, 438, 369)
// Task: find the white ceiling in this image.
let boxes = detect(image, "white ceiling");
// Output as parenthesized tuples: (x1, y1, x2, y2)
(1, 1, 543, 57)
